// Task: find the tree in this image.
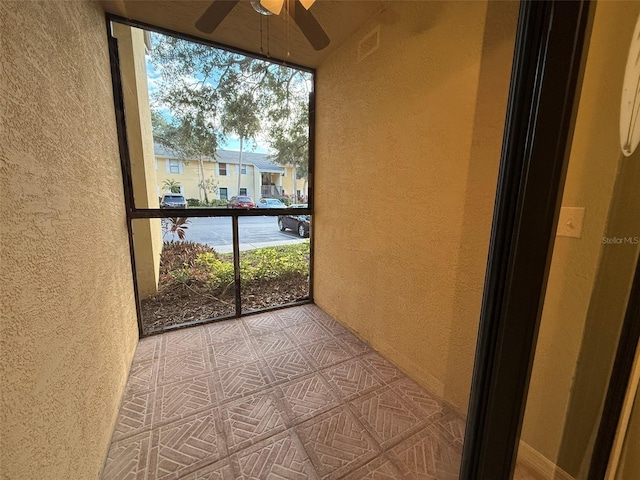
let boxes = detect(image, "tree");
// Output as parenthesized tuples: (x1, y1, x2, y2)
(162, 178, 182, 194)
(220, 91, 261, 196)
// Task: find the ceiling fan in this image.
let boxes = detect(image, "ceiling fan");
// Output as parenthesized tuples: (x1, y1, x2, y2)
(195, 0, 330, 51)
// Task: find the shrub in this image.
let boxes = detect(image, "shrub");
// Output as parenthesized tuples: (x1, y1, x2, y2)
(161, 241, 219, 274)
(187, 198, 201, 207)
(207, 199, 229, 207)
(195, 252, 235, 289)
(278, 197, 293, 206)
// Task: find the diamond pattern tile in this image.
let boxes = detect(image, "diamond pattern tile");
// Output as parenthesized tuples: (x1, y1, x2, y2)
(264, 349, 314, 383)
(220, 391, 287, 453)
(161, 328, 205, 357)
(155, 375, 218, 424)
(209, 339, 256, 369)
(303, 339, 353, 369)
(322, 359, 383, 401)
(297, 406, 379, 479)
(280, 373, 338, 424)
(104, 305, 469, 480)
(112, 391, 154, 441)
(102, 431, 151, 480)
(390, 378, 444, 421)
(390, 424, 461, 480)
(286, 322, 331, 345)
(179, 459, 235, 480)
(231, 430, 318, 480)
(351, 388, 424, 447)
(251, 330, 297, 357)
(216, 361, 271, 401)
(361, 353, 403, 383)
(125, 360, 156, 395)
(275, 307, 316, 327)
(149, 410, 226, 479)
(158, 350, 210, 386)
(342, 455, 404, 480)
(243, 313, 282, 335)
(204, 320, 247, 345)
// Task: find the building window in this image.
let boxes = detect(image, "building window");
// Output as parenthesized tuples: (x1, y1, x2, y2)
(219, 187, 228, 200)
(241, 165, 247, 174)
(240, 188, 247, 196)
(169, 159, 181, 174)
(219, 163, 227, 176)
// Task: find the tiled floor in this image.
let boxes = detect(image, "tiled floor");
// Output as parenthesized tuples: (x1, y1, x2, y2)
(102, 304, 539, 479)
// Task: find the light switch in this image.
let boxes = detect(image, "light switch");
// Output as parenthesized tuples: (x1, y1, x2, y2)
(557, 206, 585, 238)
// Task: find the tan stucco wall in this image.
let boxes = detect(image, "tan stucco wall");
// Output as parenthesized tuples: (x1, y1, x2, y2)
(520, 1, 640, 472)
(314, 0, 517, 411)
(0, 1, 138, 478)
(114, 24, 162, 298)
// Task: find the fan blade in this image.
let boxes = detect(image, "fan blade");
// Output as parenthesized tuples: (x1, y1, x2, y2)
(289, 0, 329, 51)
(195, 0, 240, 34)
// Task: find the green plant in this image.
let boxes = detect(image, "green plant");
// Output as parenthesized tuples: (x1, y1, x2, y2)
(162, 178, 182, 193)
(162, 217, 191, 241)
(278, 197, 293, 206)
(196, 252, 235, 290)
(187, 198, 201, 207)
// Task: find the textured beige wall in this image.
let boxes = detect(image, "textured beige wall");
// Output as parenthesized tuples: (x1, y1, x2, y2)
(520, 1, 640, 470)
(113, 24, 162, 298)
(0, 1, 138, 479)
(314, 0, 516, 411)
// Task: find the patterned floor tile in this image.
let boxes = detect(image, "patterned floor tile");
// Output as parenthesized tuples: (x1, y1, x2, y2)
(338, 334, 372, 356)
(161, 328, 205, 357)
(135, 336, 160, 362)
(264, 349, 314, 383)
(179, 458, 236, 480)
(216, 361, 272, 401)
(102, 431, 152, 480)
(112, 391, 155, 441)
(341, 455, 404, 480)
(251, 330, 297, 357)
(285, 322, 331, 346)
(231, 430, 319, 480)
(350, 387, 424, 448)
(243, 313, 283, 336)
(296, 406, 380, 479)
(149, 410, 226, 479)
(274, 306, 316, 327)
(390, 424, 461, 480)
(157, 350, 210, 386)
(155, 375, 218, 425)
(360, 353, 404, 384)
(204, 320, 247, 345)
(390, 378, 444, 421)
(322, 359, 383, 401)
(435, 409, 466, 447)
(279, 373, 339, 424)
(125, 360, 157, 395)
(314, 317, 349, 337)
(303, 339, 353, 369)
(220, 391, 287, 453)
(209, 339, 257, 369)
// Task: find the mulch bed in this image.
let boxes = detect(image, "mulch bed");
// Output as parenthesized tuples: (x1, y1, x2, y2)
(139, 242, 309, 333)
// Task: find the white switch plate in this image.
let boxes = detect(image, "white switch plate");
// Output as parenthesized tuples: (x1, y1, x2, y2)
(557, 206, 585, 238)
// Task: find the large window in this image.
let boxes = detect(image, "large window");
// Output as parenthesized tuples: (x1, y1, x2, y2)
(109, 20, 313, 335)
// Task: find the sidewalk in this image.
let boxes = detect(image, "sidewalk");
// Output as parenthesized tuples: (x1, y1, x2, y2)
(214, 238, 306, 254)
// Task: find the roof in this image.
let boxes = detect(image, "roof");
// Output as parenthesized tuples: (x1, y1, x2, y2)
(154, 143, 284, 173)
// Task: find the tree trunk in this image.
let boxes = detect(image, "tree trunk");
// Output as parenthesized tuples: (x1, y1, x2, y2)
(199, 158, 209, 204)
(237, 136, 244, 196)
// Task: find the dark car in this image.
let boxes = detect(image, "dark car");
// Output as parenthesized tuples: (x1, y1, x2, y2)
(227, 195, 255, 209)
(160, 193, 188, 209)
(256, 198, 287, 209)
(278, 213, 310, 238)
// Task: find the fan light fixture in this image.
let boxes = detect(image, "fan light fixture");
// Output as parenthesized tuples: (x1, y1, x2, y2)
(260, 0, 315, 15)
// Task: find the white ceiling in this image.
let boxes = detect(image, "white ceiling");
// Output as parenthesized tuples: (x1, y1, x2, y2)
(102, 0, 387, 68)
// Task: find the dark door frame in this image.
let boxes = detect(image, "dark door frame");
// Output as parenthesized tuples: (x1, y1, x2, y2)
(461, 1, 595, 479)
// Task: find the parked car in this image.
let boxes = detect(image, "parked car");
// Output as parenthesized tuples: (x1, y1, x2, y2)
(256, 198, 287, 209)
(227, 195, 255, 209)
(160, 193, 188, 209)
(278, 213, 310, 238)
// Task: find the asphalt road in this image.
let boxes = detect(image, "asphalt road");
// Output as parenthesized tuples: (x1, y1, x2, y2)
(163, 216, 306, 253)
